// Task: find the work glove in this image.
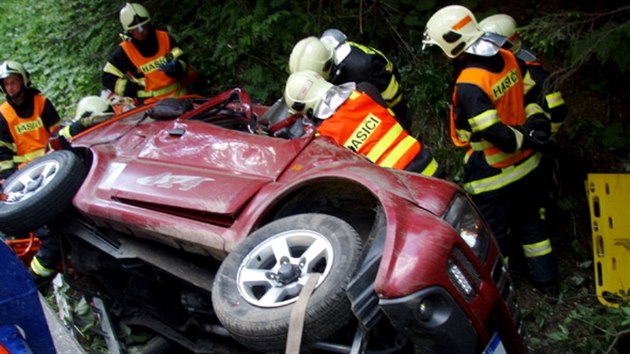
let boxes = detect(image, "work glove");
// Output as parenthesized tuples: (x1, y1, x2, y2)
(80, 114, 113, 128)
(527, 129, 551, 150)
(159, 60, 184, 78)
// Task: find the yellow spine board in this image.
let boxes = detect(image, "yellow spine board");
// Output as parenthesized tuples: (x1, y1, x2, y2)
(587, 173, 630, 307)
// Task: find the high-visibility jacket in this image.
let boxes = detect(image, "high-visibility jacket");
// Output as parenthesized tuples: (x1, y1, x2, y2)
(451, 49, 535, 169)
(0, 95, 51, 167)
(120, 30, 187, 103)
(316, 90, 421, 170)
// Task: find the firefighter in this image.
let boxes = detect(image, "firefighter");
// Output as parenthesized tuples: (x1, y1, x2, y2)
(102, 2, 196, 105)
(0, 60, 60, 178)
(479, 14, 567, 137)
(0, 60, 62, 288)
(422, 5, 559, 296)
(284, 70, 443, 178)
(289, 33, 412, 132)
(58, 96, 115, 139)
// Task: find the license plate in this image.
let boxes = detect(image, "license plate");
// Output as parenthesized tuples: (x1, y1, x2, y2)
(483, 333, 506, 354)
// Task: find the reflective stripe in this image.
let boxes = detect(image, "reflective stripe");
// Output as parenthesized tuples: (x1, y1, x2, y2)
(13, 148, 45, 163)
(464, 152, 542, 194)
(0, 160, 14, 171)
(420, 157, 440, 176)
(58, 125, 73, 139)
(468, 109, 499, 132)
(348, 41, 400, 106)
(30, 256, 55, 277)
(470, 140, 493, 151)
(525, 103, 549, 119)
(379, 135, 416, 168)
(388, 93, 403, 107)
(456, 129, 471, 144)
(470, 126, 529, 167)
(546, 91, 565, 109)
(381, 76, 400, 101)
(0, 140, 15, 151)
(367, 123, 403, 162)
(463, 149, 473, 164)
(484, 149, 520, 166)
(551, 122, 563, 135)
(350, 42, 393, 72)
(510, 126, 525, 150)
(523, 71, 535, 94)
(171, 47, 184, 59)
(103, 62, 125, 77)
(523, 239, 553, 258)
(137, 89, 153, 98)
(137, 82, 184, 98)
(114, 78, 128, 96)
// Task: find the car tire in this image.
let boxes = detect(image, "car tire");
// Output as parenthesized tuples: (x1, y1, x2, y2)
(212, 213, 363, 352)
(0, 150, 86, 235)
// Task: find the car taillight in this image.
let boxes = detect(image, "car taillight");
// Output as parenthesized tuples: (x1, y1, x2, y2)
(444, 193, 491, 260)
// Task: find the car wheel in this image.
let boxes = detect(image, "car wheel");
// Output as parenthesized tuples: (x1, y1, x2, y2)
(212, 213, 363, 352)
(0, 150, 86, 235)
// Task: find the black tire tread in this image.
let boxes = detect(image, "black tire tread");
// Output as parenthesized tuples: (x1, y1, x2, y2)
(0, 151, 86, 235)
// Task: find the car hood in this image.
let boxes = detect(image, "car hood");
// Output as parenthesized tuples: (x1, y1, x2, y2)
(73, 113, 314, 218)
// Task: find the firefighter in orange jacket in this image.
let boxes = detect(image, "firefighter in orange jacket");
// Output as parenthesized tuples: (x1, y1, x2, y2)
(284, 70, 443, 178)
(422, 6, 559, 296)
(479, 14, 567, 137)
(0, 60, 61, 287)
(102, 3, 195, 105)
(0, 61, 60, 179)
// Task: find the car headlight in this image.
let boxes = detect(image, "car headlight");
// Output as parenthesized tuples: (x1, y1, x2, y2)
(444, 193, 491, 260)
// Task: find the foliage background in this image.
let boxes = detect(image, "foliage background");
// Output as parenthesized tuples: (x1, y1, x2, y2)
(2, 0, 630, 352)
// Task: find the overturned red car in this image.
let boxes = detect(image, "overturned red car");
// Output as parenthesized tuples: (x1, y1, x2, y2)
(0, 88, 524, 354)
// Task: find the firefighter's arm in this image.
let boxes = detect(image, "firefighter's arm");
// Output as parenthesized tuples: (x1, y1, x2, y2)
(159, 35, 189, 79)
(42, 99, 61, 135)
(0, 118, 16, 179)
(457, 83, 524, 153)
(102, 48, 144, 98)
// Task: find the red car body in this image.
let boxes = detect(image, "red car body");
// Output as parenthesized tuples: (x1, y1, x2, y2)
(1, 89, 524, 353)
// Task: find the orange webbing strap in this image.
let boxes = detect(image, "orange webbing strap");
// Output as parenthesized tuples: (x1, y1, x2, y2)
(285, 273, 321, 354)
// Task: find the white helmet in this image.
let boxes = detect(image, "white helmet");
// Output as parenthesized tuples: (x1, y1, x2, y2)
(320, 28, 348, 51)
(119, 3, 151, 31)
(0, 60, 30, 92)
(479, 14, 521, 53)
(74, 96, 114, 121)
(422, 5, 485, 58)
(284, 70, 333, 117)
(289, 37, 334, 79)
